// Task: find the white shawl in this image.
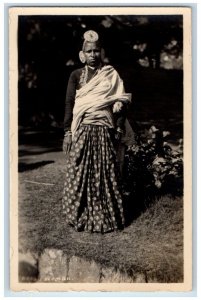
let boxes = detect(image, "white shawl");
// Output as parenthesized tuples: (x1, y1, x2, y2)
(71, 65, 131, 138)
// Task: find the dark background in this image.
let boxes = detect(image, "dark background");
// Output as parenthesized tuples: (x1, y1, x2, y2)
(18, 14, 183, 143)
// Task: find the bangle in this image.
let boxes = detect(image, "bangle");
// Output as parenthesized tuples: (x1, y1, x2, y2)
(64, 131, 72, 137)
(116, 127, 123, 134)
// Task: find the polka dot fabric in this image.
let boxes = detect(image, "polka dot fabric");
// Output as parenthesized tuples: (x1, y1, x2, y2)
(62, 125, 125, 233)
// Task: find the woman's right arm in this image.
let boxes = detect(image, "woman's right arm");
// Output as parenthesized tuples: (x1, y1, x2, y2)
(63, 70, 78, 154)
(64, 71, 77, 132)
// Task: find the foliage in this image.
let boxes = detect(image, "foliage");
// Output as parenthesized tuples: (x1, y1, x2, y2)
(124, 125, 183, 197)
(18, 15, 183, 125)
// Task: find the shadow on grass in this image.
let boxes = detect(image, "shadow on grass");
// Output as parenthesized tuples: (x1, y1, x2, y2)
(18, 128, 63, 157)
(19, 148, 62, 157)
(123, 187, 156, 227)
(123, 180, 183, 227)
(19, 160, 55, 172)
(19, 261, 39, 282)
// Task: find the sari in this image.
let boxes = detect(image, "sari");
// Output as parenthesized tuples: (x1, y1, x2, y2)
(62, 65, 133, 232)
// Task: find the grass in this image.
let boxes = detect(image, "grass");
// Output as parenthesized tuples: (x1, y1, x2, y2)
(18, 154, 183, 283)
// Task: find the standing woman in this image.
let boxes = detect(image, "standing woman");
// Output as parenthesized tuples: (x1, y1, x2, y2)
(62, 30, 132, 233)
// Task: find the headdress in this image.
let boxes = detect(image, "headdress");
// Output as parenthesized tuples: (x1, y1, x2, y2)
(79, 30, 99, 63)
(83, 30, 99, 44)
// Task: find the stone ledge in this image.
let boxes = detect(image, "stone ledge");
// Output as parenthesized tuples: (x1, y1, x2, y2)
(19, 248, 147, 283)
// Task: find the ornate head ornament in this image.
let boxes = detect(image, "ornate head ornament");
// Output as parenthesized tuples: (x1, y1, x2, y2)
(83, 30, 99, 44)
(79, 30, 99, 63)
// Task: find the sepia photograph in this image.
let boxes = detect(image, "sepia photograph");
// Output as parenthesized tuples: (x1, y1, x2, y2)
(9, 6, 192, 292)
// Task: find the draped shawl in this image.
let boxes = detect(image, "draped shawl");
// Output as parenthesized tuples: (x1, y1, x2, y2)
(71, 65, 132, 138)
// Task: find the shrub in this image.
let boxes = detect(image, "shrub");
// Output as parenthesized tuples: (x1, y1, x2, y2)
(123, 126, 183, 198)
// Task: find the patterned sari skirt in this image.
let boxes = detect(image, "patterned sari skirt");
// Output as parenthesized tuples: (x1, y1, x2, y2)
(62, 124, 125, 233)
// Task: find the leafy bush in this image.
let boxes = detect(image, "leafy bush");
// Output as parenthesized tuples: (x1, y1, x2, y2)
(123, 126, 183, 198)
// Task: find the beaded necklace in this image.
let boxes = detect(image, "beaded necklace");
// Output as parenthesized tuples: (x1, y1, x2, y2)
(79, 65, 101, 88)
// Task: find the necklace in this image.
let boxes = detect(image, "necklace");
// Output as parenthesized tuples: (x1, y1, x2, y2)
(79, 65, 101, 88)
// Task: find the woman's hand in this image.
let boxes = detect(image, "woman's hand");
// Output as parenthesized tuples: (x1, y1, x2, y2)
(113, 101, 123, 113)
(115, 127, 124, 141)
(63, 131, 72, 155)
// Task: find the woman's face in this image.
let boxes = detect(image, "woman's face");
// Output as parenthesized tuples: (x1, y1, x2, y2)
(83, 42, 101, 68)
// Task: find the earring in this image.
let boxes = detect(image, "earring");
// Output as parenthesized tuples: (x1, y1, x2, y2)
(79, 51, 86, 64)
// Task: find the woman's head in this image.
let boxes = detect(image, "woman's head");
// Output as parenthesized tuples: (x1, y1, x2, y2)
(79, 30, 103, 68)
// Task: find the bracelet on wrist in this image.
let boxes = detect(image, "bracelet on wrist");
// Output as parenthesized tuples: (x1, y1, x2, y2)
(116, 127, 124, 134)
(64, 131, 72, 137)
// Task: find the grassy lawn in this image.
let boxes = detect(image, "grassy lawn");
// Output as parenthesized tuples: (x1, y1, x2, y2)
(19, 153, 183, 283)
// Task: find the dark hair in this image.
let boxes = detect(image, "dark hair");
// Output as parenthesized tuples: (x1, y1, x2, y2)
(82, 40, 102, 51)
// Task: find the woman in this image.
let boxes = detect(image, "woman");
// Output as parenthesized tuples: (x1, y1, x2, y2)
(62, 30, 132, 233)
